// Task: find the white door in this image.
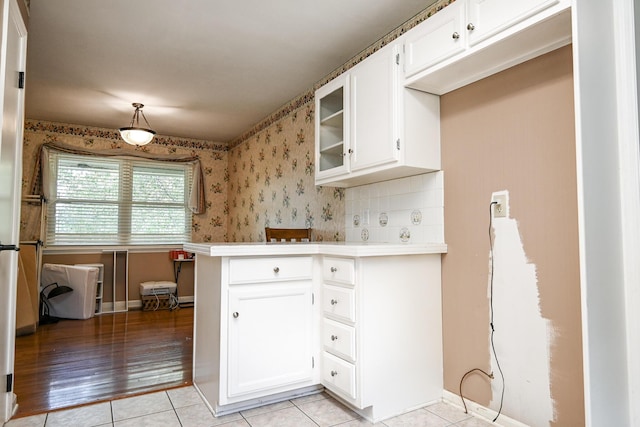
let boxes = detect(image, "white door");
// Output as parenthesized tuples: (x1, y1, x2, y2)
(227, 281, 313, 397)
(467, 0, 559, 46)
(0, 0, 27, 422)
(350, 42, 399, 172)
(315, 73, 350, 180)
(403, 0, 466, 78)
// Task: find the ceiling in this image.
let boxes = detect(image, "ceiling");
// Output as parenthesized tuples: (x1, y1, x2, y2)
(25, 1, 437, 143)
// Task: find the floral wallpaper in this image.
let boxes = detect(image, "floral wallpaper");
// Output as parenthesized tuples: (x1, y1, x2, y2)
(226, 104, 345, 242)
(20, 120, 228, 244)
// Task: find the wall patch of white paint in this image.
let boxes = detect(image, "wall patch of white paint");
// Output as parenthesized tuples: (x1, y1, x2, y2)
(489, 191, 555, 426)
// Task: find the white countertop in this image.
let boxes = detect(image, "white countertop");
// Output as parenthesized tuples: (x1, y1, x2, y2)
(183, 241, 447, 257)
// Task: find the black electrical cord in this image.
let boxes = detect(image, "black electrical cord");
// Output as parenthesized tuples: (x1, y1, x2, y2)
(488, 201, 505, 422)
(459, 368, 493, 414)
(457, 201, 505, 423)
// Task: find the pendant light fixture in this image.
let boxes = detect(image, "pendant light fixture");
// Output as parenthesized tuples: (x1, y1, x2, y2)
(119, 102, 156, 146)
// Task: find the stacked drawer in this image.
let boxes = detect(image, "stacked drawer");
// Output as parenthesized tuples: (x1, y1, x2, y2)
(228, 256, 313, 284)
(321, 257, 357, 400)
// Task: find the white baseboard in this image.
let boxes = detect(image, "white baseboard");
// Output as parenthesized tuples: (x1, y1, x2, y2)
(99, 296, 194, 313)
(442, 390, 529, 427)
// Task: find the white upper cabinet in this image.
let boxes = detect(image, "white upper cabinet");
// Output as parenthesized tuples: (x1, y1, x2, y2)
(467, 0, 559, 45)
(404, 1, 466, 78)
(404, 0, 571, 95)
(349, 44, 399, 172)
(315, 42, 440, 188)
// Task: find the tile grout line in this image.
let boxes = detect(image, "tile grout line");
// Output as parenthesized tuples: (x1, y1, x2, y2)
(294, 400, 322, 427)
(165, 391, 184, 427)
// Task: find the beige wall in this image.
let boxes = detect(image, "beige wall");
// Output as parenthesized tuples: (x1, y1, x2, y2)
(42, 252, 194, 301)
(441, 45, 583, 426)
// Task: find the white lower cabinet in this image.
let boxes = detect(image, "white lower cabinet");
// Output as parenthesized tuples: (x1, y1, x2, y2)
(322, 318, 356, 362)
(193, 255, 319, 416)
(322, 352, 357, 399)
(193, 251, 443, 422)
(320, 255, 443, 422)
(228, 281, 313, 397)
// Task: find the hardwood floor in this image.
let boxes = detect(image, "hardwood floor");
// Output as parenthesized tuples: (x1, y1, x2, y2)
(13, 307, 193, 417)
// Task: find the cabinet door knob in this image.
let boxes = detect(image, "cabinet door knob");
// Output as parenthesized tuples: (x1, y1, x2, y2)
(233, 312, 239, 318)
(348, 149, 354, 154)
(273, 267, 280, 273)
(330, 267, 338, 273)
(467, 23, 475, 31)
(452, 32, 460, 40)
(331, 335, 338, 341)
(331, 370, 338, 377)
(330, 299, 338, 305)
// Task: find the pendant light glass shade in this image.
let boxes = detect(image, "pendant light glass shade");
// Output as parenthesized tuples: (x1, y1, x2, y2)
(119, 103, 156, 146)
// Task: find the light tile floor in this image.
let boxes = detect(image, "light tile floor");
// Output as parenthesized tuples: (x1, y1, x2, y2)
(4, 387, 497, 427)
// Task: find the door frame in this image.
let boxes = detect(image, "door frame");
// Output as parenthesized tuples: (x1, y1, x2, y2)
(0, 0, 27, 421)
(573, 0, 640, 425)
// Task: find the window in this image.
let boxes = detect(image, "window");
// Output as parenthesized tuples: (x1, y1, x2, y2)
(45, 152, 194, 246)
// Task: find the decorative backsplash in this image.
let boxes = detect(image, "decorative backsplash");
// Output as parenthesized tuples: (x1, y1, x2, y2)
(345, 172, 444, 244)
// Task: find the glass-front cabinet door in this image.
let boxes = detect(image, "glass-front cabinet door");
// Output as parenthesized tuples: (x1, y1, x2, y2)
(315, 74, 349, 179)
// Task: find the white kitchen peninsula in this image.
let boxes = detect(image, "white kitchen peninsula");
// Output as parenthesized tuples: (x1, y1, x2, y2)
(184, 242, 446, 422)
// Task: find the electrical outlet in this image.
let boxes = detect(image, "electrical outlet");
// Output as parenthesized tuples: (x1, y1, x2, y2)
(493, 194, 507, 218)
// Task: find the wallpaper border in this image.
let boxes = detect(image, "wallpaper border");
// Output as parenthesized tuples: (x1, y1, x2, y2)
(228, 0, 455, 148)
(24, 119, 228, 152)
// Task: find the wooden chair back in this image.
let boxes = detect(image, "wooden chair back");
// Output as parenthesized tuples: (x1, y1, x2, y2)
(265, 227, 311, 242)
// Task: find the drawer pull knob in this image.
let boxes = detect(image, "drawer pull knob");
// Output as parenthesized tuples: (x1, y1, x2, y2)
(330, 299, 338, 305)
(331, 335, 338, 341)
(273, 267, 280, 273)
(330, 266, 338, 273)
(467, 23, 475, 31)
(232, 312, 239, 318)
(452, 31, 460, 40)
(331, 370, 338, 377)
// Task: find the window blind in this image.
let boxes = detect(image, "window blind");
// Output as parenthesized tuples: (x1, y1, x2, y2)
(45, 152, 193, 246)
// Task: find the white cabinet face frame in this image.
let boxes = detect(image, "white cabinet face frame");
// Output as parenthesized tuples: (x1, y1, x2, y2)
(227, 281, 313, 397)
